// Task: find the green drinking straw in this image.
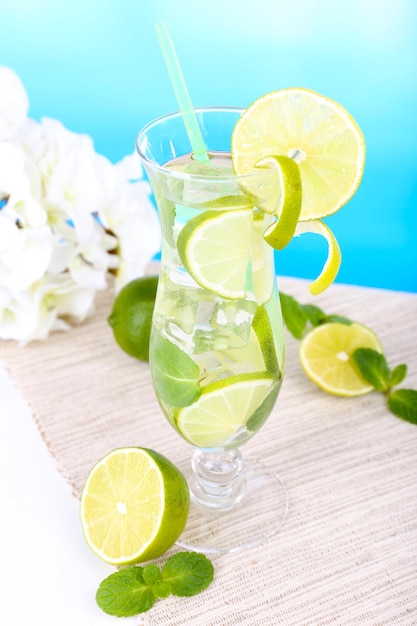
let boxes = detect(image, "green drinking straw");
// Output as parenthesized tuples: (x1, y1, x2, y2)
(155, 21, 209, 162)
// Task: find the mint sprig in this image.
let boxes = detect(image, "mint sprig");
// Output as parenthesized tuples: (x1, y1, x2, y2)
(96, 552, 214, 617)
(352, 349, 417, 424)
(280, 291, 417, 426)
(279, 292, 351, 339)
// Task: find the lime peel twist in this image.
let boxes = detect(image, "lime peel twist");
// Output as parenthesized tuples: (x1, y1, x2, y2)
(259, 155, 303, 250)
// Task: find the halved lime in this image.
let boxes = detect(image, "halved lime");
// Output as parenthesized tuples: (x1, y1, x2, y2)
(299, 322, 383, 396)
(80, 447, 190, 565)
(176, 372, 277, 448)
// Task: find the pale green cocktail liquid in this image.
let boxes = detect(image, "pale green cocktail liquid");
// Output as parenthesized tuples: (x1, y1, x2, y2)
(150, 151, 284, 450)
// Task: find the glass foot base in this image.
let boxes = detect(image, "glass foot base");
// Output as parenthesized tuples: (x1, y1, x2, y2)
(176, 459, 288, 555)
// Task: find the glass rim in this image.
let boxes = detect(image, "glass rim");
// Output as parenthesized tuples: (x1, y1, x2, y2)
(135, 106, 272, 183)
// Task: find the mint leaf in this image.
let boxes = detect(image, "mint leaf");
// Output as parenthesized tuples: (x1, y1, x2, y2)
(152, 581, 172, 598)
(162, 552, 214, 596)
(388, 389, 417, 424)
(352, 348, 390, 391)
(152, 335, 201, 406)
(389, 364, 407, 388)
(96, 567, 155, 617)
(324, 314, 352, 325)
(279, 292, 353, 337)
(279, 292, 307, 339)
(143, 564, 162, 585)
(300, 303, 326, 327)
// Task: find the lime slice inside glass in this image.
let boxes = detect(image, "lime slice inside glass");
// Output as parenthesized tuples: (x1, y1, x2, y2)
(176, 372, 277, 448)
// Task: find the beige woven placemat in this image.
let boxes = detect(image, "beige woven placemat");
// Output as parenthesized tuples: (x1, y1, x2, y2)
(1, 275, 417, 625)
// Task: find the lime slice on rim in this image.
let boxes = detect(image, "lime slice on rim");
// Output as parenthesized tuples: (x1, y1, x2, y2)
(176, 372, 277, 448)
(299, 322, 383, 396)
(232, 87, 365, 221)
(80, 447, 190, 565)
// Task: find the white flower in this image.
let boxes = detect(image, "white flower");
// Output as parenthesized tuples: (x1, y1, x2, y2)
(0, 142, 46, 227)
(0, 275, 96, 344)
(0, 67, 161, 344)
(0, 217, 53, 293)
(67, 217, 118, 291)
(97, 154, 161, 291)
(43, 121, 108, 215)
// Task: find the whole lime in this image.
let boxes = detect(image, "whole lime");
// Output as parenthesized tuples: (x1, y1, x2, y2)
(108, 275, 158, 361)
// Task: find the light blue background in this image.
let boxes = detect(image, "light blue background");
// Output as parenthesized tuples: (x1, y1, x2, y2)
(2, 0, 416, 292)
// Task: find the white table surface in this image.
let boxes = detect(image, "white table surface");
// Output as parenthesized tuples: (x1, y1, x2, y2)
(0, 364, 123, 625)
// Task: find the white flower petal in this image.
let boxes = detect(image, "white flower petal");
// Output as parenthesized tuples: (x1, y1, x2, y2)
(115, 153, 144, 180)
(0, 224, 53, 292)
(46, 137, 110, 217)
(69, 255, 108, 290)
(13, 118, 46, 165)
(47, 240, 77, 273)
(50, 279, 96, 320)
(0, 216, 20, 252)
(0, 275, 97, 343)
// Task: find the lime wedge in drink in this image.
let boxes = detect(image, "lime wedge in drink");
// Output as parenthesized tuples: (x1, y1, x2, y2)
(218, 303, 283, 378)
(252, 304, 281, 375)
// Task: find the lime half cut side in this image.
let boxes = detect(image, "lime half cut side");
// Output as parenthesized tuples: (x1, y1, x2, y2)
(299, 322, 383, 396)
(80, 447, 190, 565)
(176, 372, 277, 448)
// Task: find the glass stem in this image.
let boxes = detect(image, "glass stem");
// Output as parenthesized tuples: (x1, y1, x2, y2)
(189, 448, 246, 510)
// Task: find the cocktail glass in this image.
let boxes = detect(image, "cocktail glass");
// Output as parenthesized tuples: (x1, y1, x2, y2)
(136, 107, 288, 554)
